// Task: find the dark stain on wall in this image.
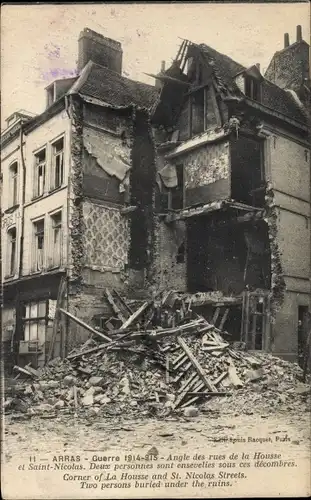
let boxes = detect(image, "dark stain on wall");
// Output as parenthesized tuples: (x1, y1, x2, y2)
(129, 110, 156, 274)
(83, 149, 123, 203)
(185, 179, 230, 206)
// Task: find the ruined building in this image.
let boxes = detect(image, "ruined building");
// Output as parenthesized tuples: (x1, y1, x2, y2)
(1, 26, 310, 368)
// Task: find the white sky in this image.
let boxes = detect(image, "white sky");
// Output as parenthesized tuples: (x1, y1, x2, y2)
(1, 2, 310, 129)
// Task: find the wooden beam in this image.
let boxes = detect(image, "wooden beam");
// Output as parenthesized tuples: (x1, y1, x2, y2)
(212, 307, 221, 326)
(104, 289, 126, 323)
(180, 371, 229, 409)
(187, 391, 231, 396)
(47, 276, 67, 362)
(119, 301, 151, 330)
(219, 308, 230, 331)
(59, 309, 112, 343)
(177, 337, 217, 391)
(13, 365, 34, 377)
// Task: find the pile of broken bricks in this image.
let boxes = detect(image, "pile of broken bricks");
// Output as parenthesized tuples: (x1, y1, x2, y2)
(4, 290, 310, 420)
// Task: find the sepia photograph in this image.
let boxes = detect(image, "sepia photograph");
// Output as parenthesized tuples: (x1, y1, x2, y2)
(1, 2, 310, 498)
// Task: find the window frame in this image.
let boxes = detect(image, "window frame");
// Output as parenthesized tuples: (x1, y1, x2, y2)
(33, 147, 47, 199)
(7, 226, 17, 277)
(9, 160, 19, 207)
(22, 300, 48, 345)
(49, 210, 63, 269)
(244, 75, 261, 102)
(32, 217, 45, 272)
(50, 136, 65, 191)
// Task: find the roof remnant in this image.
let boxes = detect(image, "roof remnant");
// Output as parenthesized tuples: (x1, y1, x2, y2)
(73, 60, 160, 111)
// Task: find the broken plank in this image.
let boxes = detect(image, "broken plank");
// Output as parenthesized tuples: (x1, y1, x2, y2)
(202, 344, 228, 352)
(177, 337, 217, 392)
(213, 371, 229, 386)
(13, 366, 34, 377)
(180, 372, 228, 408)
(219, 307, 230, 330)
(120, 301, 151, 330)
(59, 309, 112, 343)
(228, 349, 241, 360)
(186, 391, 231, 396)
(210, 350, 226, 357)
(173, 362, 192, 383)
(104, 289, 126, 323)
(173, 376, 203, 409)
(173, 351, 187, 366)
(165, 355, 170, 384)
(67, 343, 112, 360)
(173, 353, 188, 370)
(23, 365, 40, 377)
(177, 372, 199, 394)
(211, 307, 221, 325)
(152, 319, 205, 339)
(113, 289, 133, 317)
(180, 395, 209, 409)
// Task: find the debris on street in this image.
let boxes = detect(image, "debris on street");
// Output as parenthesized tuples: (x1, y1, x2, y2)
(4, 290, 310, 421)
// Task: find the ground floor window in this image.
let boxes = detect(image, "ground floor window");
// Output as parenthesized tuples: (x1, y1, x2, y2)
(22, 300, 47, 346)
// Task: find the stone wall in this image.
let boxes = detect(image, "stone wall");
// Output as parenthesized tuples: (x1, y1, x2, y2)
(152, 218, 187, 293)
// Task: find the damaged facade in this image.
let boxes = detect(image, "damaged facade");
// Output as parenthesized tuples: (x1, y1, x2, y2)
(1, 28, 158, 368)
(1, 26, 310, 368)
(151, 26, 311, 362)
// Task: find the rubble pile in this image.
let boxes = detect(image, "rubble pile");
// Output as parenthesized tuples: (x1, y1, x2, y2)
(4, 290, 310, 420)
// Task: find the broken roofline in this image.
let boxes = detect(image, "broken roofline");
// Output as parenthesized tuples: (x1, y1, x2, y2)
(24, 61, 157, 134)
(23, 92, 152, 135)
(224, 96, 309, 132)
(164, 200, 264, 223)
(165, 129, 230, 159)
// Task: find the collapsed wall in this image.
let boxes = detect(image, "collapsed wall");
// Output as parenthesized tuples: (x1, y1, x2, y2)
(264, 182, 286, 322)
(66, 97, 159, 350)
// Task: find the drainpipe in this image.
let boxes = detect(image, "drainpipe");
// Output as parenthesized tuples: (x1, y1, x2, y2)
(64, 94, 72, 357)
(19, 123, 26, 278)
(13, 123, 27, 361)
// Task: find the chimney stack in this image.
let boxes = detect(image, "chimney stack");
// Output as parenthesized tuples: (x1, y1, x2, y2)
(284, 33, 290, 48)
(78, 28, 123, 74)
(161, 60, 166, 73)
(256, 63, 261, 72)
(296, 25, 302, 42)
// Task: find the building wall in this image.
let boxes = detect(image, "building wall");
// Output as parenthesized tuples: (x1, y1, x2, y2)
(66, 99, 133, 346)
(79, 102, 131, 289)
(22, 112, 71, 276)
(269, 134, 310, 282)
(270, 135, 310, 200)
(268, 131, 311, 358)
(24, 112, 71, 205)
(1, 134, 23, 282)
(272, 291, 310, 361)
